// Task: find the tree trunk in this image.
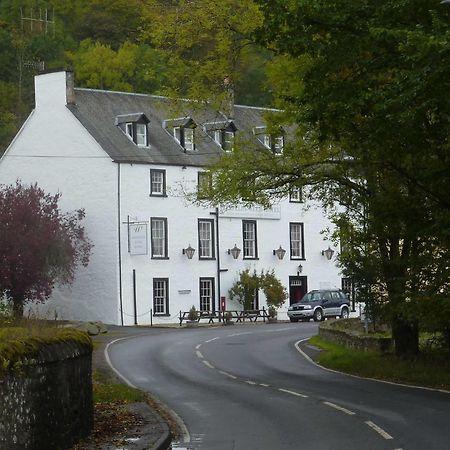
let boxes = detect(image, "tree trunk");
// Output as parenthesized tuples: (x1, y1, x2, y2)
(392, 316, 419, 358)
(12, 298, 24, 319)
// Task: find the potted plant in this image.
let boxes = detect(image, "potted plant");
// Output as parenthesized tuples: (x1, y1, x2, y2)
(186, 305, 199, 327)
(224, 311, 234, 325)
(267, 306, 277, 323)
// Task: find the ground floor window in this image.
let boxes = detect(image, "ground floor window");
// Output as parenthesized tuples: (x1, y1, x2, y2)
(199, 278, 215, 312)
(153, 278, 169, 315)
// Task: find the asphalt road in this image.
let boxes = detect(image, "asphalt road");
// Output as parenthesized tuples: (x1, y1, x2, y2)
(107, 322, 450, 450)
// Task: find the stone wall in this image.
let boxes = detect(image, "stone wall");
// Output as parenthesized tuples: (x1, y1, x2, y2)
(319, 322, 392, 353)
(0, 339, 93, 450)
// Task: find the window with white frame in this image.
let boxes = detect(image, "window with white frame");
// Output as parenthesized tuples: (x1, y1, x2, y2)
(173, 126, 195, 151)
(153, 278, 169, 315)
(214, 130, 234, 152)
(125, 122, 147, 146)
(289, 186, 303, 203)
(151, 218, 167, 258)
(126, 123, 133, 139)
(150, 169, 166, 196)
(136, 123, 147, 146)
(199, 278, 214, 312)
(261, 133, 283, 154)
(198, 219, 214, 259)
(243, 220, 257, 259)
(290, 222, 305, 259)
(184, 127, 194, 151)
(197, 171, 212, 199)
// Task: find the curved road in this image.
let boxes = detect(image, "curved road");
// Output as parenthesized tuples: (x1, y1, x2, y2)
(107, 322, 450, 450)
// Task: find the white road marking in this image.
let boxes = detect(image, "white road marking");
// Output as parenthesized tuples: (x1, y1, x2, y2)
(219, 370, 237, 379)
(323, 401, 356, 415)
(365, 421, 393, 440)
(278, 388, 308, 398)
(265, 327, 292, 332)
(260, 383, 270, 387)
(195, 344, 202, 350)
(228, 332, 253, 337)
(202, 360, 215, 369)
(205, 337, 220, 343)
(196, 350, 203, 359)
(245, 380, 257, 385)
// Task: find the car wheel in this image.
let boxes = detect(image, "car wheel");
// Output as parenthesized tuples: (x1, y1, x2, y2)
(290, 317, 299, 323)
(313, 309, 323, 322)
(340, 306, 349, 319)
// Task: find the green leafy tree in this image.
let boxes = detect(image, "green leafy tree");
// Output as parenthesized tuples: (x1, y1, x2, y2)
(228, 269, 260, 310)
(199, 0, 450, 357)
(260, 270, 287, 310)
(140, 0, 268, 108)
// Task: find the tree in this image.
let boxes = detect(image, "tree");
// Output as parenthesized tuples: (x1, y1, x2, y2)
(228, 269, 286, 311)
(0, 181, 93, 318)
(198, 0, 450, 357)
(140, 0, 270, 108)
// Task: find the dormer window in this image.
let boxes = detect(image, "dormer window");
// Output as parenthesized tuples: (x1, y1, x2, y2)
(116, 113, 150, 147)
(204, 120, 237, 152)
(254, 126, 284, 155)
(164, 117, 197, 151)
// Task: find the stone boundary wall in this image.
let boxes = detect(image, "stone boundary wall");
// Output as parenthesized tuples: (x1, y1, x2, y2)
(319, 322, 392, 353)
(0, 339, 93, 450)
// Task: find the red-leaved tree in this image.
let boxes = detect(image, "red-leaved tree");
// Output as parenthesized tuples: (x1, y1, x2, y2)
(0, 181, 93, 318)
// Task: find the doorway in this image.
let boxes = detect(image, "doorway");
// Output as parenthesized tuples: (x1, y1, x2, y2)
(289, 276, 308, 305)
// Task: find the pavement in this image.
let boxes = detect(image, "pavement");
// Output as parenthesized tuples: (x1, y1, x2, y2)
(90, 326, 173, 450)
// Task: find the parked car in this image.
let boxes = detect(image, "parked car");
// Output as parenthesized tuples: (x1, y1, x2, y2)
(287, 289, 350, 322)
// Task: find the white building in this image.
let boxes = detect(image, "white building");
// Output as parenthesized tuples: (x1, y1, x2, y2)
(0, 71, 343, 325)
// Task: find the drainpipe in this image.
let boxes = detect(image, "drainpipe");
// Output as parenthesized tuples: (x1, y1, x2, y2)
(210, 208, 221, 316)
(117, 163, 124, 326)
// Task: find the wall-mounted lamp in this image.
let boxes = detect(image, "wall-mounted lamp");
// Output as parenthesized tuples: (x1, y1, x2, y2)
(321, 246, 335, 261)
(227, 244, 241, 260)
(182, 244, 195, 259)
(273, 246, 286, 260)
(297, 264, 303, 275)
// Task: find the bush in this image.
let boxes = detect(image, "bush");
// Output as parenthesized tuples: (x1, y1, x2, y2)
(188, 305, 199, 321)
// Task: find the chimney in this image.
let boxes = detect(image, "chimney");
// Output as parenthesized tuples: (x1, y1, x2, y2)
(66, 71, 75, 105)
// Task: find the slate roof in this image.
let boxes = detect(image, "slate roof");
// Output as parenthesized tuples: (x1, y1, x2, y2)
(67, 88, 275, 167)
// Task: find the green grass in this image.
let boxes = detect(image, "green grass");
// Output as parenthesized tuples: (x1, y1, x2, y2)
(93, 382, 145, 403)
(309, 335, 450, 391)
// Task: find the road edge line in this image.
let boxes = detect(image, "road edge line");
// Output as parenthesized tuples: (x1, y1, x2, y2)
(294, 338, 450, 395)
(105, 336, 191, 444)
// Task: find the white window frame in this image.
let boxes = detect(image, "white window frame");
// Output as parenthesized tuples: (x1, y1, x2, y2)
(199, 278, 214, 312)
(289, 186, 302, 203)
(243, 220, 257, 259)
(290, 222, 304, 259)
(136, 123, 147, 146)
(198, 219, 214, 259)
(184, 127, 195, 151)
(151, 218, 167, 258)
(153, 278, 168, 315)
(150, 169, 166, 196)
(126, 123, 134, 139)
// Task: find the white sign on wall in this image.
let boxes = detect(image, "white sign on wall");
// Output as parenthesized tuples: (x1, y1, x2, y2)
(128, 223, 148, 255)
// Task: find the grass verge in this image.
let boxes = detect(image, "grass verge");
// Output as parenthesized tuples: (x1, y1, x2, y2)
(309, 335, 450, 392)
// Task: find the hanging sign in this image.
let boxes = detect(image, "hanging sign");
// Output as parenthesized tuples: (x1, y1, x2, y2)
(129, 222, 148, 255)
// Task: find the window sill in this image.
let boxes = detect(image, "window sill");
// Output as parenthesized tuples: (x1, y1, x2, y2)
(243, 257, 259, 260)
(153, 313, 170, 317)
(149, 194, 168, 198)
(290, 257, 306, 261)
(199, 257, 216, 261)
(151, 256, 170, 260)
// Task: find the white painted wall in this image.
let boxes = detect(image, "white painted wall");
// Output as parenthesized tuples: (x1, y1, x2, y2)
(0, 71, 342, 326)
(0, 72, 120, 324)
(119, 163, 341, 325)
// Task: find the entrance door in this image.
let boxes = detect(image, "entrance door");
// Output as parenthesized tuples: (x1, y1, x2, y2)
(289, 276, 308, 305)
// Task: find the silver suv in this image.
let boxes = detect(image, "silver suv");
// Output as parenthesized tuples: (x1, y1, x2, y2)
(287, 289, 350, 322)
